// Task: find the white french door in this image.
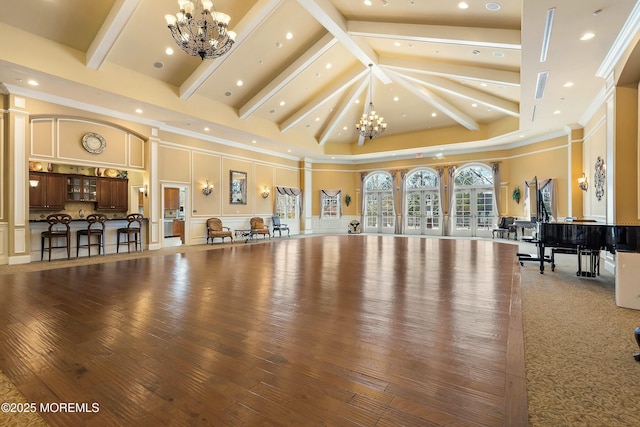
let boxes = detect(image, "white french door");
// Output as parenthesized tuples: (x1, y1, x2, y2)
(452, 188, 495, 237)
(364, 192, 395, 233)
(405, 190, 441, 235)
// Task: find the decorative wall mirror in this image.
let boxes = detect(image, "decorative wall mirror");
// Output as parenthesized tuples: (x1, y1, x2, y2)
(230, 170, 247, 204)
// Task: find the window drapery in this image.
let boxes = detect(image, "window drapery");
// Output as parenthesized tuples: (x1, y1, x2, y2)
(276, 186, 302, 214)
(321, 190, 341, 219)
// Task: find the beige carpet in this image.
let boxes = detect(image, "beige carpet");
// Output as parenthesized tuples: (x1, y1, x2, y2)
(518, 241, 640, 427)
(1, 237, 639, 426)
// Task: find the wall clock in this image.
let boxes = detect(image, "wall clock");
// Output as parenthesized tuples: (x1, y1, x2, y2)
(82, 132, 106, 154)
(594, 156, 605, 201)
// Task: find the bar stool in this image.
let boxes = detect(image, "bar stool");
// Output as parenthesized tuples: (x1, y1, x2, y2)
(41, 213, 72, 261)
(117, 213, 143, 253)
(76, 214, 107, 257)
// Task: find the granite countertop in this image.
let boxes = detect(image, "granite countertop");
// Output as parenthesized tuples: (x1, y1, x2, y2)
(29, 217, 148, 222)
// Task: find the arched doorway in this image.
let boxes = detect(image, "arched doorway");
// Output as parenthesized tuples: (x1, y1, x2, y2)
(451, 164, 496, 237)
(363, 172, 395, 234)
(405, 168, 442, 235)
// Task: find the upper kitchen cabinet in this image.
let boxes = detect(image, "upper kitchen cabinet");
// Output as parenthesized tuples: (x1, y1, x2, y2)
(96, 178, 128, 210)
(66, 175, 97, 202)
(29, 172, 66, 210)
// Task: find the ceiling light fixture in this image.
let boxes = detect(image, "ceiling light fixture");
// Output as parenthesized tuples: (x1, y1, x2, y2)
(165, 0, 236, 60)
(356, 64, 387, 140)
(540, 7, 555, 62)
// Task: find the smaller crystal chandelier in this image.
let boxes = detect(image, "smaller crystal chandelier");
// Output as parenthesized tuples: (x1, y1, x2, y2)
(165, 0, 236, 60)
(356, 64, 387, 140)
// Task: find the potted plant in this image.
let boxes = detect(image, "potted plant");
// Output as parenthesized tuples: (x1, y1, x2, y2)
(512, 186, 521, 204)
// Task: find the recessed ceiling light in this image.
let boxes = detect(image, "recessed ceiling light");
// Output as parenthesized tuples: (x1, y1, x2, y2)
(279, 100, 285, 106)
(364, 0, 372, 5)
(554, 110, 561, 114)
(135, 108, 143, 114)
(236, 80, 243, 86)
(472, 103, 478, 107)
(287, 149, 291, 153)
(204, 127, 210, 131)
(252, 140, 257, 144)
(315, 117, 320, 122)
(27, 79, 39, 86)
(480, 83, 488, 87)
(394, 42, 401, 47)
(581, 32, 595, 41)
(326, 63, 332, 69)
(486, 2, 501, 11)
(343, 126, 348, 130)
(286, 32, 293, 40)
(393, 96, 399, 102)
(564, 81, 574, 87)
(458, 2, 470, 9)
(165, 47, 174, 55)
(431, 112, 437, 117)
(355, 99, 360, 104)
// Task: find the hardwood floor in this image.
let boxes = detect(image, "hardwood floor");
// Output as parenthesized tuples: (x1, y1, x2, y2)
(0, 235, 526, 426)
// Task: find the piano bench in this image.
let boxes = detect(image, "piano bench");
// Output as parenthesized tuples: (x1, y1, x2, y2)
(551, 247, 578, 272)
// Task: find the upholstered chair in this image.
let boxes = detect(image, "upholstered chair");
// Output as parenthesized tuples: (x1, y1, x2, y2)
(250, 217, 271, 239)
(206, 218, 233, 243)
(271, 215, 290, 237)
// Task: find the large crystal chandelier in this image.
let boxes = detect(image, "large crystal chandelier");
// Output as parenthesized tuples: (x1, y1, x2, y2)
(165, 0, 236, 60)
(356, 64, 387, 140)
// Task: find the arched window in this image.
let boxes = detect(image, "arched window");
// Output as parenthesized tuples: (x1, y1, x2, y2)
(363, 172, 395, 233)
(405, 168, 442, 235)
(451, 164, 496, 237)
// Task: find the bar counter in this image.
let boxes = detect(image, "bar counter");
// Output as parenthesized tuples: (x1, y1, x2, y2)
(29, 217, 148, 261)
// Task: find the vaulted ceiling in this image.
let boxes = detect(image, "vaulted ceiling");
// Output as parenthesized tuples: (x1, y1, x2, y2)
(0, 0, 637, 162)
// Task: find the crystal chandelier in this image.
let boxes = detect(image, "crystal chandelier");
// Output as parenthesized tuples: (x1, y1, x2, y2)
(165, 0, 236, 60)
(356, 64, 387, 140)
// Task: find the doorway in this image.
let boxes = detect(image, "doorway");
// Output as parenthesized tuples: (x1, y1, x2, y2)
(452, 188, 494, 237)
(405, 190, 441, 235)
(364, 192, 395, 233)
(162, 185, 188, 247)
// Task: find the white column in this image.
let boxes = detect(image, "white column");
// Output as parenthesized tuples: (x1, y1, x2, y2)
(303, 160, 313, 234)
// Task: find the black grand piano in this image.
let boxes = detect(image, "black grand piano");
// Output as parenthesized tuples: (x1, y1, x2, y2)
(516, 177, 640, 274)
(524, 222, 640, 275)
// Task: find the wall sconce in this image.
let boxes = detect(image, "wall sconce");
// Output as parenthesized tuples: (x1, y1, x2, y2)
(202, 180, 214, 196)
(138, 184, 148, 197)
(29, 179, 39, 188)
(578, 173, 588, 191)
(261, 186, 270, 199)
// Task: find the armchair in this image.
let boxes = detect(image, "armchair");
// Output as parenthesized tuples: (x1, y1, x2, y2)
(206, 218, 233, 244)
(250, 217, 271, 239)
(271, 215, 290, 237)
(492, 216, 516, 240)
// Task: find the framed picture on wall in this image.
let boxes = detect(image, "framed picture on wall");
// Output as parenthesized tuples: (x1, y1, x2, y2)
(230, 170, 247, 204)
